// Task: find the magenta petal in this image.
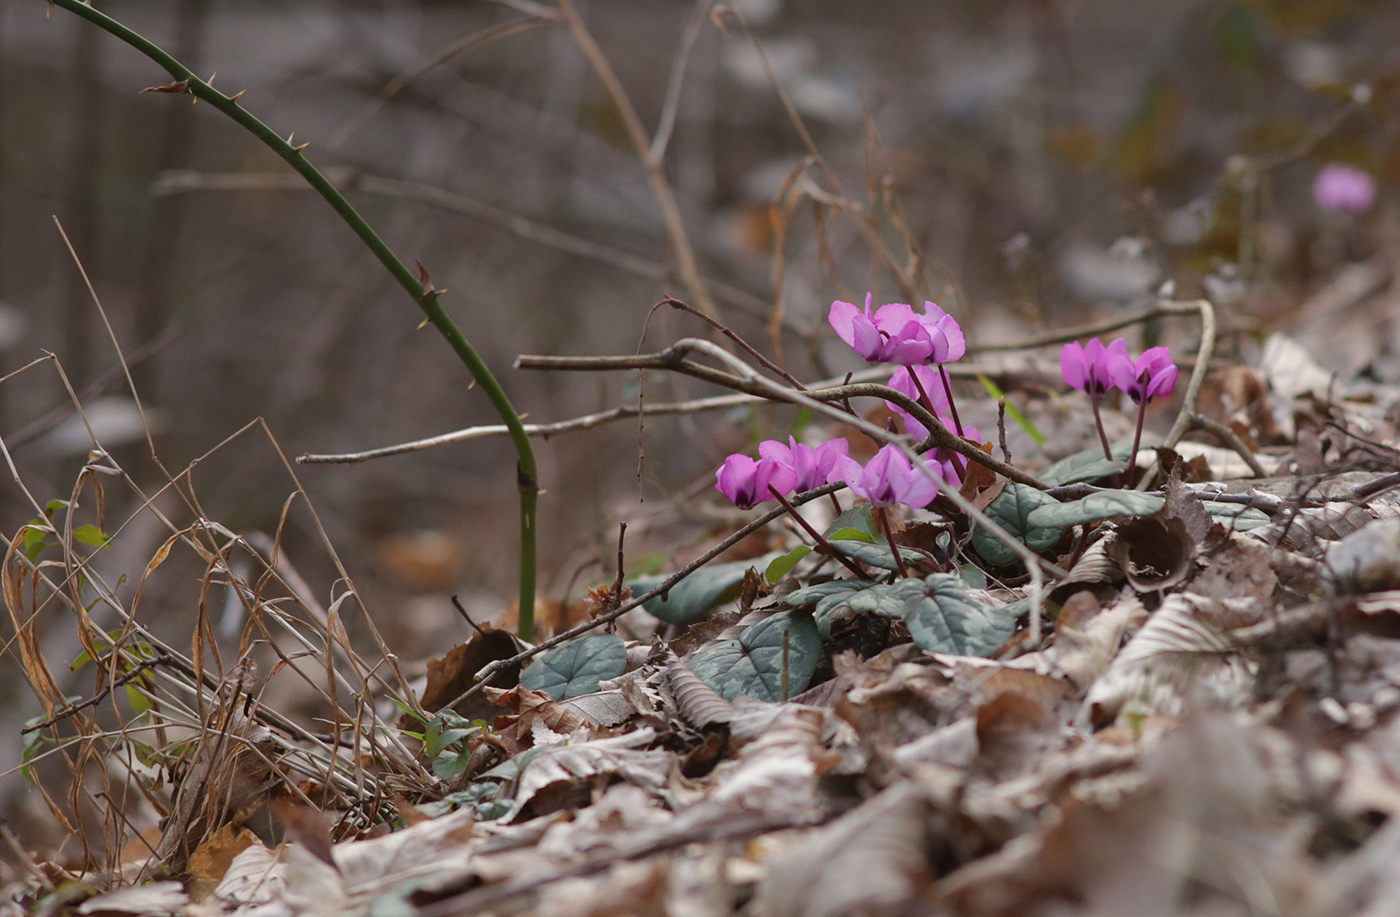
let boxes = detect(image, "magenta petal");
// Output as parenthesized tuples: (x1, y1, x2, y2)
(1102, 338, 1135, 393)
(923, 304, 966, 363)
(715, 454, 760, 508)
(828, 300, 861, 349)
(1060, 341, 1090, 390)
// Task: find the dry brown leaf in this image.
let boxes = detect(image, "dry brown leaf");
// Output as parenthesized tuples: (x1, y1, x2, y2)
(754, 782, 931, 917)
(186, 824, 261, 903)
(416, 626, 520, 725)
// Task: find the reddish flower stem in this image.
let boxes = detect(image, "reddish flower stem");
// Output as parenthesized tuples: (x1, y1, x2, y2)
(769, 486, 867, 579)
(937, 364, 966, 438)
(1125, 398, 1148, 486)
(1090, 396, 1114, 463)
(910, 369, 966, 479)
(875, 506, 910, 579)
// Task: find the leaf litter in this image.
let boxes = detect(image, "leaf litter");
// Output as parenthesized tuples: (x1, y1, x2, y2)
(15, 323, 1400, 917)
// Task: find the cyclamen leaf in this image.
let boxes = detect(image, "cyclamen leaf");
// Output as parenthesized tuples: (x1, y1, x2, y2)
(823, 505, 879, 542)
(689, 611, 820, 702)
(831, 540, 931, 571)
(1038, 447, 1130, 486)
(902, 573, 1016, 657)
(971, 484, 1064, 566)
(631, 553, 779, 625)
(1026, 490, 1166, 529)
(519, 633, 626, 700)
(783, 579, 921, 637)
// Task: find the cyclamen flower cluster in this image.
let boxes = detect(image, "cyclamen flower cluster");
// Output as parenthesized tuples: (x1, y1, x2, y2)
(717, 293, 973, 510)
(1060, 336, 1179, 481)
(715, 438, 848, 510)
(713, 293, 976, 579)
(1060, 337, 1178, 406)
(828, 294, 965, 366)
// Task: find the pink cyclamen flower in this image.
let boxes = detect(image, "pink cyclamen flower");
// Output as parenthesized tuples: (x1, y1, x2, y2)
(1113, 346, 1178, 404)
(828, 294, 935, 365)
(887, 365, 949, 440)
(759, 437, 849, 493)
(917, 301, 966, 364)
(715, 454, 798, 510)
(1061, 338, 1133, 400)
(837, 444, 942, 509)
(1314, 164, 1375, 214)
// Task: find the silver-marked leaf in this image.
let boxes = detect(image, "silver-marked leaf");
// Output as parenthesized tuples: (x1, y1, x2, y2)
(520, 634, 626, 700)
(784, 579, 913, 637)
(1200, 501, 1271, 531)
(823, 505, 878, 541)
(972, 484, 1065, 566)
(1026, 490, 1166, 528)
(689, 611, 820, 702)
(631, 553, 779, 625)
(902, 574, 1016, 657)
(831, 540, 932, 571)
(1039, 447, 1130, 486)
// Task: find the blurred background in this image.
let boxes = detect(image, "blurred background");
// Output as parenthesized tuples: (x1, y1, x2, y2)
(1, 0, 1399, 838)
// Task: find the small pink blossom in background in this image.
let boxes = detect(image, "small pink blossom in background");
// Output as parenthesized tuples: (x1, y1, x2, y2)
(1314, 163, 1375, 214)
(1060, 338, 1132, 399)
(715, 454, 797, 510)
(758, 437, 849, 493)
(837, 444, 942, 509)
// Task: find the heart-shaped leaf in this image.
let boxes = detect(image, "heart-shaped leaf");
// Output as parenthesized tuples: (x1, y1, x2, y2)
(783, 579, 924, 636)
(631, 553, 779, 625)
(831, 540, 932, 571)
(1026, 490, 1166, 528)
(971, 484, 1065, 566)
(519, 633, 627, 700)
(823, 505, 878, 541)
(689, 611, 820, 702)
(1038, 447, 1130, 486)
(902, 574, 1017, 657)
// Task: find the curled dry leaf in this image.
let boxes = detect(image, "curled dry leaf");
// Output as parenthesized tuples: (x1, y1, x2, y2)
(755, 783, 932, 917)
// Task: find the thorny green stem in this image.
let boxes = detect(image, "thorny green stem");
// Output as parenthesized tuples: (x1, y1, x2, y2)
(767, 486, 866, 580)
(48, 0, 539, 639)
(874, 507, 910, 579)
